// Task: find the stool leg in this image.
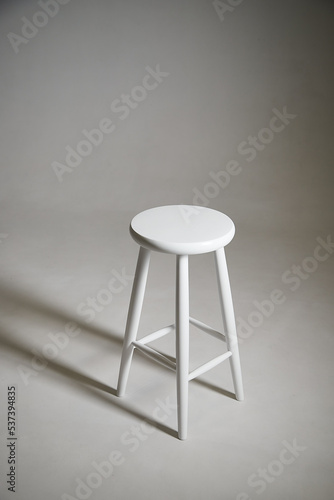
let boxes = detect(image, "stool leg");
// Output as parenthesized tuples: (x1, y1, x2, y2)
(176, 254, 189, 440)
(215, 247, 244, 401)
(117, 246, 151, 397)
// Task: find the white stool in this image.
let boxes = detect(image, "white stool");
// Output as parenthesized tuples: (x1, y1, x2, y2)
(117, 205, 244, 440)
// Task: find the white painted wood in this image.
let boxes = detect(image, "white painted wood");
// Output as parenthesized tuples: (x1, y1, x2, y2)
(215, 247, 244, 401)
(117, 206, 244, 439)
(176, 254, 189, 440)
(132, 342, 176, 371)
(117, 246, 151, 397)
(130, 205, 235, 255)
(189, 316, 226, 342)
(188, 352, 232, 381)
(137, 324, 175, 345)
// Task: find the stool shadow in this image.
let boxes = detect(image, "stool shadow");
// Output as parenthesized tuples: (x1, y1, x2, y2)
(46, 356, 179, 438)
(192, 378, 236, 400)
(0, 283, 123, 344)
(0, 319, 178, 439)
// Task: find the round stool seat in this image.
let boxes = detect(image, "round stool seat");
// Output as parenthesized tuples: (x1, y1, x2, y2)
(130, 205, 235, 255)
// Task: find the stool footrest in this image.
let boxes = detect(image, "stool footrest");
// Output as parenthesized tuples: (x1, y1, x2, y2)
(137, 324, 175, 345)
(189, 317, 226, 342)
(188, 351, 232, 381)
(133, 319, 231, 381)
(132, 341, 176, 371)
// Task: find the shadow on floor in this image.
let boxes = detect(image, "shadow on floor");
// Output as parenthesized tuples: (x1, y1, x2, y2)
(0, 326, 179, 438)
(0, 282, 235, 438)
(0, 282, 124, 344)
(0, 282, 180, 438)
(193, 378, 236, 400)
